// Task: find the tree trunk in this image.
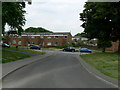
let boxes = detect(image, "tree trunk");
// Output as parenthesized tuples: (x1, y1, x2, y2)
(102, 48, 105, 52)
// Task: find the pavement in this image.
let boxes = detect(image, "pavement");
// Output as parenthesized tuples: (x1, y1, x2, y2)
(2, 52, 53, 78)
(2, 51, 119, 88)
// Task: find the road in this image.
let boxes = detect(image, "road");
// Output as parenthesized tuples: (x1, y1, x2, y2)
(35, 49, 90, 55)
(3, 52, 116, 88)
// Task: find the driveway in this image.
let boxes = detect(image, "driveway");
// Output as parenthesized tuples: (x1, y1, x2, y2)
(2, 52, 117, 88)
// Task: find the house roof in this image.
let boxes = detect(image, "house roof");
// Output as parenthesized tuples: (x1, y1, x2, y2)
(22, 32, 71, 35)
(21, 32, 72, 36)
(73, 36, 81, 38)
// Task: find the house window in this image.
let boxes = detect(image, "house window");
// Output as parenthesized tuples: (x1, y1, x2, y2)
(40, 35, 44, 39)
(31, 42, 34, 44)
(47, 36, 51, 39)
(40, 42, 44, 46)
(64, 36, 67, 38)
(54, 36, 58, 38)
(26, 35, 30, 38)
(18, 41, 22, 45)
(54, 42, 58, 46)
(31, 36, 35, 38)
(12, 40, 16, 44)
(47, 42, 51, 46)
(14, 35, 17, 38)
(67, 42, 70, 44)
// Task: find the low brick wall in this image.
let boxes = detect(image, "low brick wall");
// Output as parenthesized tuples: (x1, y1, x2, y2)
(106, 40, 119, 52)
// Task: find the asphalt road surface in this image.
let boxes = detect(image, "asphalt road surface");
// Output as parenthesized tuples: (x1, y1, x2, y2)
(35, 49, 89, 55)
(3, 52, 116, 88)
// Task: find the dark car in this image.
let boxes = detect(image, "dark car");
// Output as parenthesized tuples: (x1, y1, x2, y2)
(63, 47, 75, 52)
(30, 45, 41, 50)
(2, 43, 10, 48)
(80, 48, 92, 53)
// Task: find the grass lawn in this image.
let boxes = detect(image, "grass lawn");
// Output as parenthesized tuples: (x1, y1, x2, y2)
(42, 47, 62, 51)
(2, 46, 46, 63)
(5, 46, 46, 55)
(2, 49, 30, 63)
(80, 52, 119, 80)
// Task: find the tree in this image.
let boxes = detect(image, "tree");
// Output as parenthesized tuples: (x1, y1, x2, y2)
(25, 27, 53, 33)
(80, 2, 120, 52)
(2, 1, 31, 35)
(75, 32, 87, 37)
(97, 39, 112, 52)
(75, 33, 81, 36)
(18, 26, 24, 35)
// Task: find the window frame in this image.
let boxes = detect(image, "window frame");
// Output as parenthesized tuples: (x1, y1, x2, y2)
(47, 42, 52, 46)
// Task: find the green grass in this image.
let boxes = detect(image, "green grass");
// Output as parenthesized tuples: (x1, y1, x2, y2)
(80, 52, 119, 80)
(5, 46, 46, 55)
(2, 49, 30, 63)
(43, 47, 62, 50)
(19, 49, 46, 55)
(2, 46, 45, 63)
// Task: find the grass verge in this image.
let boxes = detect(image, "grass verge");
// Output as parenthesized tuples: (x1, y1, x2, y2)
(16, 48, 46, 55)
(80, 52, 119, 80)
(4, 46, 46, 55)
(2, 49, 30, 63)
(2, 46, 46, 63)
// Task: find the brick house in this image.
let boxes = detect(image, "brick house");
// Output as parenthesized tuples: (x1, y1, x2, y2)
(106, 40, 120, 52)
(5, 32, 72, 47)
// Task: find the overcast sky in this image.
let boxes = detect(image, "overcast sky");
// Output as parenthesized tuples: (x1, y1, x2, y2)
(24, 0, 87, 36)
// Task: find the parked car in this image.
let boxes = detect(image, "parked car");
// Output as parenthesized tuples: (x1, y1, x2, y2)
(63, 47, 75, 52)
(2, 43, 10, 48)
(80, 48, 92, 53)
(30, 45, 41, 50)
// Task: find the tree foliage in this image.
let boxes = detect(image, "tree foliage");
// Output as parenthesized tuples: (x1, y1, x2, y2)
(24, 27, 53, 33)
(97, 39, 112, 52)
(80, 2, 120, 52)
(75, 32, 87, 37)
(2, 2, 26, 35)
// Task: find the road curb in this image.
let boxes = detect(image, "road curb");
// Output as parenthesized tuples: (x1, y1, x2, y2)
(75, 55, 119, 88)
(2, 53, 54, 79)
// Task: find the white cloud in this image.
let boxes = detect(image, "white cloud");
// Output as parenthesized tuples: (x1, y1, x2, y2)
(24, 0, 87, 36)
